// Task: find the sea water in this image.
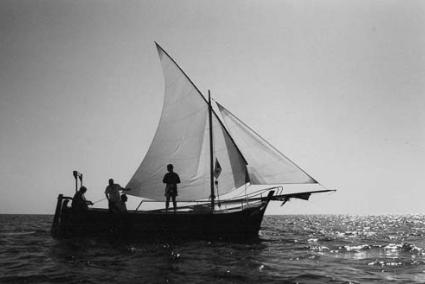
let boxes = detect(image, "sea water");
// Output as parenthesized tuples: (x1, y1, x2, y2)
(1, 214, 425, 283)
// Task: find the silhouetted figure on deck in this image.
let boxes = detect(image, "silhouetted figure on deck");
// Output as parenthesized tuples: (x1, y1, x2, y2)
(105, 178, 130, 213)
(163, 164, 180, 213)
(119, 194, 128, 213)
(71, 186, 93, 231)
(72, 186, 93, 212)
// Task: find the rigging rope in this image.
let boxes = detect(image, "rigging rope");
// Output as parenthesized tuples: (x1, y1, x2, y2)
(92, 198, 106, 204)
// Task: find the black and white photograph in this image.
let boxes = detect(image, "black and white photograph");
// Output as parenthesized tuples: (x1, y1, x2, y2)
(0, 0, 424, 283)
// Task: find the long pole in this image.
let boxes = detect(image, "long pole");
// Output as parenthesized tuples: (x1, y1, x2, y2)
(73, 171, 78, 193)
(208, 90, 215, 212)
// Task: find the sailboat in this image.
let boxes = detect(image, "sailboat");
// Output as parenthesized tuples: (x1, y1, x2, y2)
(51, 43, 334, 239)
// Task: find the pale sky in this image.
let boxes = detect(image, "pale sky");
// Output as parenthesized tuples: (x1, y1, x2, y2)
(0, 0, 424, 214)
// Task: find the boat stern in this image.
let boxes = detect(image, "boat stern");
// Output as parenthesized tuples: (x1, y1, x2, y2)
(51, 194, 72, 238)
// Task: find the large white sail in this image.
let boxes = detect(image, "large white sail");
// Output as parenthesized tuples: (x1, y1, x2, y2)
(127, 44, 247, 200)
(216, 102, 317, 185)
(211, 112, 248, 195)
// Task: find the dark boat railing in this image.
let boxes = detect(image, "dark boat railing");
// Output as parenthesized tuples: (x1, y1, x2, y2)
(133, 186, 282, 212)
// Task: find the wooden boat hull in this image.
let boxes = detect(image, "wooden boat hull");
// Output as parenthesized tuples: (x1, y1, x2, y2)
(51, 194, 271, 239)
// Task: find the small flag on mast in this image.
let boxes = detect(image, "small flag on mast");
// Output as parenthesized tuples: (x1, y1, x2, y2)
(214, 158, 222, 178)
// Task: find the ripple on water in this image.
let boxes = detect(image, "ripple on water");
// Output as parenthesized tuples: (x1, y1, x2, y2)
(2, 214, 425, 283)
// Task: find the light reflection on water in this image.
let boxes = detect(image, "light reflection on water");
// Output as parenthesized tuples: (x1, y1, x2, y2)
(1, 214, 425, 283)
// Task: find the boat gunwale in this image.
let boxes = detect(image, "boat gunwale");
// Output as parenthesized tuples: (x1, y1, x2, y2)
(65, 201, 266, 216)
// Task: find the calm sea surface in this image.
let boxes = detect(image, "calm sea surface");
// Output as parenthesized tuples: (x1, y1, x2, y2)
(1, 214, 425, 283)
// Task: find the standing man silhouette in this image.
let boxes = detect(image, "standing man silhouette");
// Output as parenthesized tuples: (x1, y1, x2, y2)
(105, 178, 130, 213)
(162, 164, 180, 213)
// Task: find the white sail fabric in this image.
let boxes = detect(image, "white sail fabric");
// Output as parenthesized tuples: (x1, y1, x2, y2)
(127, 45, 209, 200)
(211, 113, 248, 195)
(216, 102, 317, 185)
(127, 44, 247, 200)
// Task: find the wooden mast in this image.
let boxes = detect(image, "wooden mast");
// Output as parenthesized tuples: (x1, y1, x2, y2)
(208, 90, 215, 212)
(73, 171, 78, 193)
